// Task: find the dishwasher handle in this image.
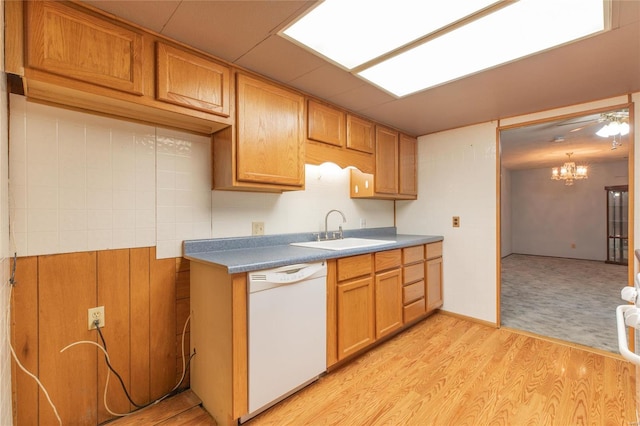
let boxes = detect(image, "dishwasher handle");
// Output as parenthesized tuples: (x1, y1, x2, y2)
(249, 262, 327, 292)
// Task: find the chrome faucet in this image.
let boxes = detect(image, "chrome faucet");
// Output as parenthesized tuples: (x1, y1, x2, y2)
(324, 209, 346, 240)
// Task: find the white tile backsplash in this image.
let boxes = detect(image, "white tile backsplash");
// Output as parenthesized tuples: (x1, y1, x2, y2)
(155, 128, 212, 258)
(9, 94, 212, 258)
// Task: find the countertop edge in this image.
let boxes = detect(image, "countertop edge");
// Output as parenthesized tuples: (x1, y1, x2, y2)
(184, 233, 443, 274)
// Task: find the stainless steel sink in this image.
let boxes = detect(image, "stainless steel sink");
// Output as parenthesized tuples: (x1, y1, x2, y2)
(290, 237, 395, 251)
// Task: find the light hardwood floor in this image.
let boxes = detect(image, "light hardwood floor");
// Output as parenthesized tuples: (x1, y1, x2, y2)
(108, 313, 637, 425)
(248, 313, 637, 425)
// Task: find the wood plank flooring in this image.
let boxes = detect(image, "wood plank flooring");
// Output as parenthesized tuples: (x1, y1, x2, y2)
(105, 390, 215, 425)
(107, 313, 637, 425)
(247, 313, 637, 425)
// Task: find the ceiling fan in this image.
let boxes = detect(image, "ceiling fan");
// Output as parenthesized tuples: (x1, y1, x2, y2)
(554, 110, 629, 134)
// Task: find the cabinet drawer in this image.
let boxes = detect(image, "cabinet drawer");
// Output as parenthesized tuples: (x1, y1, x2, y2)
(404, 298, 426, 323)
(374, 249, 401, 272)
(403, 262, 424, 284)
(337, 254, 372, 281)
(403, 245, 424, 264)
(426, 241, 443, 260)
(403, 280, 424, 304)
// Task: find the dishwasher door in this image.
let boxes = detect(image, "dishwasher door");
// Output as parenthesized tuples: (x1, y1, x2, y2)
(246, 262, 327, 420)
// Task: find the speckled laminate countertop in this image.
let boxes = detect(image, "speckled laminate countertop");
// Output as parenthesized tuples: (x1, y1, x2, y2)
(183, 227, 443, 274)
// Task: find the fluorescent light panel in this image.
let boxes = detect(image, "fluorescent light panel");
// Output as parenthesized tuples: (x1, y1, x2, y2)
(282, 0, 497, 70)
(283, 0, 606, 97)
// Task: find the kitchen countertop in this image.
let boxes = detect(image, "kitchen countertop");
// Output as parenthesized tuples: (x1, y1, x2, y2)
(183, 227, 443, 274)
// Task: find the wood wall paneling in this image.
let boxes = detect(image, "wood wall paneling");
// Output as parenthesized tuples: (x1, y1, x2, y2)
(39, 252, 98, 424)
(129, 247, 151, 406)
(97, 249, 132, 422)
(11, 256, 39, 425)
(149, 247, 178, 400)
(10, 248, 189, 425)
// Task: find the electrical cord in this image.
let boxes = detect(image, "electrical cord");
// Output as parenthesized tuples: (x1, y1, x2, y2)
(95, 323, 144, 408)
(7, 284, 62, 425)
(60, 340, 130, 417)
(85, 314, 195, 416)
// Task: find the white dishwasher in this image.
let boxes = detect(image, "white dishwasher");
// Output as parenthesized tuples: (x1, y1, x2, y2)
(242, 262, 327, 422)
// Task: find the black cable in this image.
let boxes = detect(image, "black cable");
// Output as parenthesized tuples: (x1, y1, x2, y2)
(94, 322, 197, 413)
(95, 323, 145, 408)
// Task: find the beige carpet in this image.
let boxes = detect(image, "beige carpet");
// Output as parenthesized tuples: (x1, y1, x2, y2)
(501, 254, 627, 353)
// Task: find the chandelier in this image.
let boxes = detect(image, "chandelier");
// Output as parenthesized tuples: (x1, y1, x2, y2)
(551, 153, 588, 186)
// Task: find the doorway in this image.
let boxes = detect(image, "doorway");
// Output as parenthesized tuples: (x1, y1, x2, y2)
(498, 104, 633, 352)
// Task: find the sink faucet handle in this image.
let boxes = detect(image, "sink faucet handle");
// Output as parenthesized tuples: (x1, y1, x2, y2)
(312, 232, 321, 241)
(338, 225, 343, 239)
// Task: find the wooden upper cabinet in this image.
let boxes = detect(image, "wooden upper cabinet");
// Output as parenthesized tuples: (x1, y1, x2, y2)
(374, 126, 399, 195)
(399, 134, 417, 196)
(307, 100, 345, 147)
(235, 73, 305, 188)
(347, 115, 375, 153)
(156, 42, 230, 117)
(26, 1, 144, 95)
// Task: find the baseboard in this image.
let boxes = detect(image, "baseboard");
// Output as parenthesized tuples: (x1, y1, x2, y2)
(438, 309, 499, 328)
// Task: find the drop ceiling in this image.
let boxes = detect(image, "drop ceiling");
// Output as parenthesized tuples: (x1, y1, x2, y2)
(81, 0, 640, 168)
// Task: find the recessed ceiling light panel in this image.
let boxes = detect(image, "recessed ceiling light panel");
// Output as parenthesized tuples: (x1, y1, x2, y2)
(359, 0, 607, 96)
(281, 0, 498, 70)
(282, 0, 608, 98)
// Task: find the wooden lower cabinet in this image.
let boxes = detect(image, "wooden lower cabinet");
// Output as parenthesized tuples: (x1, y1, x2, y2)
(427, 256, 444, 312)
(337, 277, 375, 360)
(334, 244, 443, 363)
(375, 268, 403, 339)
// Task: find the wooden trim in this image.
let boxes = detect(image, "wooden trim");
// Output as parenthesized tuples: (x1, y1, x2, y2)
(627, 97, 635, 351)
(231, 274, 248, 418)
(438, 309, 498, 328)
(495, 120, 501, 327)
(326, 259, 338, 367)
(499, 103, 632, 131)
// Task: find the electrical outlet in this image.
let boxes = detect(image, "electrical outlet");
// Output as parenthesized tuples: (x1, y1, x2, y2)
(452, 216, 460, 227)
(252, 221, 265, 236)
(88, 306, 105, 330)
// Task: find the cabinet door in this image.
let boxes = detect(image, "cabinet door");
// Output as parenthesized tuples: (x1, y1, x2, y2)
(26, 1, 144, 95)
(426, 257, 443, 312)
(375, 269, 403, 339)
(399, 134, 417, 196)
(236, 74, 305, 187)
(337, 277, 374, 360)
(347, 114, 374, 153)
(375, 126, 399, 195)
(156, 42, 230, 117)
(307, 99, 345, 147)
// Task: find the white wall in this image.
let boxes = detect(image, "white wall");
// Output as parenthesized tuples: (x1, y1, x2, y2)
(396, 122, 498, 324)
(211, 163, 393, 237)
(511, 161, 627, 260)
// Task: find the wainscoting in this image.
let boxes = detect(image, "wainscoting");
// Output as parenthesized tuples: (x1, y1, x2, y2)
(10, 247, 190, 425)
